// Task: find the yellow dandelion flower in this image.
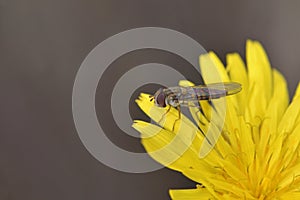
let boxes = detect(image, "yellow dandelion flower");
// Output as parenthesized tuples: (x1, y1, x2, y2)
(132, 40, 300, 199)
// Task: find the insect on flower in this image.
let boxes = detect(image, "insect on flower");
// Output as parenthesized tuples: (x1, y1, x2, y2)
(149, 82, 242, 131)
(150, 82, 242, 108)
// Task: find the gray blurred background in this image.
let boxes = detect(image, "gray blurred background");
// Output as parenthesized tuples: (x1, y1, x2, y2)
(1, 0, 300, 199)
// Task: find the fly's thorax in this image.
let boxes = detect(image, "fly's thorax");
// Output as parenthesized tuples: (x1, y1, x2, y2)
(163, 88, 180, 107)
(166, 95, 180, 107)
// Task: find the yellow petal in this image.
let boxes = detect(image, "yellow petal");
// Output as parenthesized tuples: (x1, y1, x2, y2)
(238, 116, 255, 166)
(178, 80, 203, 127)
(279, 191, 300, 200)
(294, 82, 300, 99)
(226, 53, 248, 115)
(267, 69, 289, 122)
(246, 40, 273, 101)
(246, 40, 273, 119)
(199, 52, 229, 84)
(133, 120, 222, 173)
(178, 80, 228, 159)
(262, 69, 289, 146)
(132, 120, 196, 171)
(182, 168, 255, 199)
(198, 53, 231, 157)
(278, 85, 300, 134)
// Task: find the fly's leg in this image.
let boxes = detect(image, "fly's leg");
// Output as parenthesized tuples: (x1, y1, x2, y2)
(157, 105, 171, 126)
(194, 100, 212, 123)
(157, 106, 181, 133)
(172, 106, 181, 132)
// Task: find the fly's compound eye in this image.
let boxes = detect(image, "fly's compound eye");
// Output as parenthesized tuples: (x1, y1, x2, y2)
(154, 89, 167, 107)
(167, 96, 179, 107)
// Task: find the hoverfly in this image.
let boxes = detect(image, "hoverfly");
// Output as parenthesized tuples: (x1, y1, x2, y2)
(149, 82, 242, 131)
(151, 82, 242, 108)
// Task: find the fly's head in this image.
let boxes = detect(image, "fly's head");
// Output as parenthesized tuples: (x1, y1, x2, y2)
(151, 88, 180, 108)
(152, 88, 167, 107)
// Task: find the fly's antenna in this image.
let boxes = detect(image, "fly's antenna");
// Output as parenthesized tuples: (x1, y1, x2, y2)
(149, 95, 154, 102)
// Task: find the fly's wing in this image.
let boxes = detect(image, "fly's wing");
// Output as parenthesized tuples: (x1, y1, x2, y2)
(190, 82, 242, 99)
(164, 86, 201, 107)
(173, 82, 242, 107)
(202, 82, 242, 96)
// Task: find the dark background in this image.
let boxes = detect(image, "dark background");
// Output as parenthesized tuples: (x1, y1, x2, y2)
(1, 0, 300, 199)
